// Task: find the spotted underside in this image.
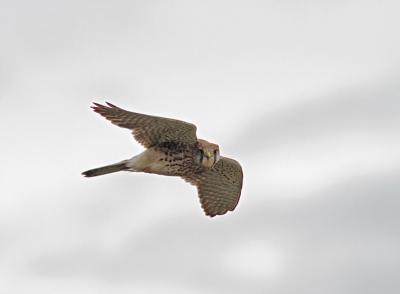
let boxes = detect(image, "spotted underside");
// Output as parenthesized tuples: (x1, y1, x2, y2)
(151, 142, 203, 176)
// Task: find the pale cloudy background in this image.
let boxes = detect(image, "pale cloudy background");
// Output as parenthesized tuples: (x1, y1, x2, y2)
(1, 1, 400, 293)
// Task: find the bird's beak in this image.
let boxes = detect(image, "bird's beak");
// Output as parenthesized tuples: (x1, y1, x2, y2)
(204, 151, 213, 159)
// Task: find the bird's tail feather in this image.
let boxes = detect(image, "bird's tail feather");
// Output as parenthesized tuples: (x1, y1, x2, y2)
(82, 160, 130, 177)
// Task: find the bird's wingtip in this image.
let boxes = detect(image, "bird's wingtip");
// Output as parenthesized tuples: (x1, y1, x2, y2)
(105, 102, 120, 109)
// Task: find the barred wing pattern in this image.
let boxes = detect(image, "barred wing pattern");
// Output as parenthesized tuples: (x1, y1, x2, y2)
(92, 102, 198, 148)
(182, 157, 243, 217)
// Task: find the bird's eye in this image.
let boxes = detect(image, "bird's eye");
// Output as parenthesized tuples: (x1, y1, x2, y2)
(214, 149, 219, 154)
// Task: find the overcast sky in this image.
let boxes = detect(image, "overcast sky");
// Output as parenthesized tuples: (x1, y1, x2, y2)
(1, 1, 400, 293)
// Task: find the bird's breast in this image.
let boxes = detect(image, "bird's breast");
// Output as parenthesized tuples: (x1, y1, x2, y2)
(129, 145, 201, 176)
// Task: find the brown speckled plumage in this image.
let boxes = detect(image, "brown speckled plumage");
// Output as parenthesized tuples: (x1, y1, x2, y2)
(181, 157, 243, 217)
(82, 102, 243, 217)
(92, 102, 198, 148)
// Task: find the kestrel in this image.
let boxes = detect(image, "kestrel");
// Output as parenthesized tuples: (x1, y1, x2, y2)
(82, 102, 243, 217)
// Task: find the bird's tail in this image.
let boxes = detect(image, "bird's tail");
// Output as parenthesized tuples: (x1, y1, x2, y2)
(82, 160, 130, 177)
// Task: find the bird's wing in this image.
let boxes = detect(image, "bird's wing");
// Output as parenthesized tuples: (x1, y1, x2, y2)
(91, 102, 198, 148)
(181, 156, 243, 217)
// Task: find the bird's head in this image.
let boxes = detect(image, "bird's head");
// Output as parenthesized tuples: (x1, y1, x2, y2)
(198, 139, 220, 169)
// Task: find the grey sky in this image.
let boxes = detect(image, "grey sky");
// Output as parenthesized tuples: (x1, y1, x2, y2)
(1, 1, 400, 293)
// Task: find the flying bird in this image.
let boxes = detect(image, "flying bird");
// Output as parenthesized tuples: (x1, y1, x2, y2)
(82, 102, 243, 217)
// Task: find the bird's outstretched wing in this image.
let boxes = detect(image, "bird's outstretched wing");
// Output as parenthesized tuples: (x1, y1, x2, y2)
(181, 156, 243, 217)
(91, 102, 198, 148)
